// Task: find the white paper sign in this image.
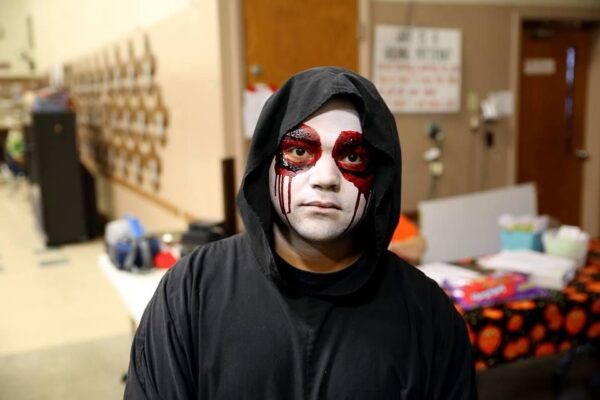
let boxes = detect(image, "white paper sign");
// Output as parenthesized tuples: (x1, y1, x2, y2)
(373, 25, 462, 113)
(524, 58, 556, 76)
(243, 83, 274, 139)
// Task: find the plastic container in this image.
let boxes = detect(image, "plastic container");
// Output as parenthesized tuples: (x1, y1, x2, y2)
(542, 229, 589, 267)
(500, 230, 543, 252)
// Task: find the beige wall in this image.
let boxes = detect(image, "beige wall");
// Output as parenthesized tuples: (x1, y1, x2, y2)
(32, 0, 188, 75)
(371, 1, 600, 236)
(0, 0, 34, 77)
(146, 4, 227, 227)
(0, 0, 189, 78)
(583, 30, 600, 235)
(27, 0, 228, 232)
(372, 3, 514, 208)
(86, 3, 227, 231)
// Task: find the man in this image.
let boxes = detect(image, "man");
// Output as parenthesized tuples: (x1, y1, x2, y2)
(125, 67, 476, 399)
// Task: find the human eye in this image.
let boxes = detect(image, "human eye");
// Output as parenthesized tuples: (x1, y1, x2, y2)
(338, 146, 369, 172)
(277, 126, 321, 169)
(344, 152, 362, 164)
(284, 146, 312, 164)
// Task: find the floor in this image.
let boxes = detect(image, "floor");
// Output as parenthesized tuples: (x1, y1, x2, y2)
(0, 178, 597, 399)
(0, 180, 131, 399)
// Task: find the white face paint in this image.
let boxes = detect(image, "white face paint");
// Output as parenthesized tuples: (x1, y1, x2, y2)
(269, 99, 373, 243)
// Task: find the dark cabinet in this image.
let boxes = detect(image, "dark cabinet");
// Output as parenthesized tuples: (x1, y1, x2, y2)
(30, 112, 88, 246)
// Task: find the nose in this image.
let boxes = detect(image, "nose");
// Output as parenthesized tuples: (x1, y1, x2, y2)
(309, 155, 340, 191)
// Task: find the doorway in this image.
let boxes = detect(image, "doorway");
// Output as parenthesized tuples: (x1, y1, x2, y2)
(517, 21, 593, 226)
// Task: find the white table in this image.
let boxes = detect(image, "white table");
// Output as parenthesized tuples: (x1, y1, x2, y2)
(97, 254, 167, 326)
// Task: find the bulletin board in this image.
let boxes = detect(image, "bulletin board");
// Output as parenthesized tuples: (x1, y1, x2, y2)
(373, 24, 462, 114)
(68, 36, 168, 193)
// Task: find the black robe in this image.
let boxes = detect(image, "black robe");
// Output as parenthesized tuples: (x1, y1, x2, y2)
(125, 67, 477, 399)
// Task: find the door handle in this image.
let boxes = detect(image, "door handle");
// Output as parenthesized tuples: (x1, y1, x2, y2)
(249, 64, 263, 78)
(575, 149, 589, 160)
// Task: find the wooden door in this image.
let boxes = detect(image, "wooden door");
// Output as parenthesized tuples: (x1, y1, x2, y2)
(518, 23, 592, 226)
(243, 0, 359, 88)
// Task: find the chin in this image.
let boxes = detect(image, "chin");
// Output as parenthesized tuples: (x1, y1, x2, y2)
(291, 222, 352, 244)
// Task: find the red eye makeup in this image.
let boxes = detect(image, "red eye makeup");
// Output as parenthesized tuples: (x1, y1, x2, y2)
(277, 124, 322, 171)
(332, 130, 373, 196)
(332, 130, 374, 232)
(274, 124, 322, 220)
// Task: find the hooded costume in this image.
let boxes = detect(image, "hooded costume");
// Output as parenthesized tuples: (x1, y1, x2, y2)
(125, 67, 476, 399)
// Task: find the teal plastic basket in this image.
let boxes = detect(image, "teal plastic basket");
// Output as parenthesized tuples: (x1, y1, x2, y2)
(500, 230, 543, 251)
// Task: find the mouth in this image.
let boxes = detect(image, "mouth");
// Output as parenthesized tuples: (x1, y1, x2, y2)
(302, 201, 342, 210)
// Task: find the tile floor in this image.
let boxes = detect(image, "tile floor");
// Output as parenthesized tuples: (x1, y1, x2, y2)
(0, 180, 132, 398)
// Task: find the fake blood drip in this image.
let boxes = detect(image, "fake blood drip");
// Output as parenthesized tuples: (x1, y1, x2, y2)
(274, 124, 322, 221)
(332, 130, 374, 232)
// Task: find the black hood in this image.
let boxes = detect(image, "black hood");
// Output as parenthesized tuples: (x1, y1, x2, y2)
(236, 67, 401, 296)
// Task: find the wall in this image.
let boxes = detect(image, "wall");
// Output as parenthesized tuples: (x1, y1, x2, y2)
(0, 0, 34, 77)
(32, 0, 189, 75)
(372, 3, 514, 208)
(0, 0, 189, 78)
(83, 3, 227, 231)
(583, 30, 600, 236)
(21, 0, 227, 231)
(371, 1, 600, 236)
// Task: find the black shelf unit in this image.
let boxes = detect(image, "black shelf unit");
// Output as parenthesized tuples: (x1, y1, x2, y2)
(29, 111, 88, 246)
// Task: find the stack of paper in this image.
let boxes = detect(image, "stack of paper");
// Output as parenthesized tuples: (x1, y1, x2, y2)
(477, 250, 576, 290)
(417, 262, 483, 287)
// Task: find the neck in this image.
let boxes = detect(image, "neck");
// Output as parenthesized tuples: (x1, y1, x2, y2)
(272, 222, 363, 273)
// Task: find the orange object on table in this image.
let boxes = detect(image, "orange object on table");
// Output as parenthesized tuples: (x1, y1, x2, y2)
(391, 214, 419, 242)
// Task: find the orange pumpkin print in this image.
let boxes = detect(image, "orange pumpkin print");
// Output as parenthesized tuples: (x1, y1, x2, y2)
(544, 304, 563, 331)
(483, 308, 504, 320)
(576, 275, 592, 284)
(581, 266, 598, 275)
(563, 286, 578, 296)
(558, 340, 572, 352)
(515, 337, 530, 355)
(568, 292, 588, 303)
(503, 342, 518, 360)
(507, 300, 536, 310)
(535, 342, 556, 357)
(592, 298, 600, 314)
(530, 323, 546, 342)
(507, 314, 524, 332)
(565, 308, 587, 336)
(475, 360, 488, 371)
(544, 304, 560, 318)
(586, 321, 600, 339)
(477, 325, 502, 356)
(587, 282, 600, 293)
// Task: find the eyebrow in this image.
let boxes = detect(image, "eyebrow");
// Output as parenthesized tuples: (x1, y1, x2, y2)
(336, 131, 366, 147)
(283, 125, 320, 144)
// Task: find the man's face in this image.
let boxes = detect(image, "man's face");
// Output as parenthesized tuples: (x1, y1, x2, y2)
(269, 99, 373, 243)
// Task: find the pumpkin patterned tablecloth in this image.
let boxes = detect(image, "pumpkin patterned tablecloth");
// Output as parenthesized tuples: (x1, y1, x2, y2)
(455, 244, 600, 371)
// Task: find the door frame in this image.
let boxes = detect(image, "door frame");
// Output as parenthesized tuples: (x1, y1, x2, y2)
(508, 8, 600, 235)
